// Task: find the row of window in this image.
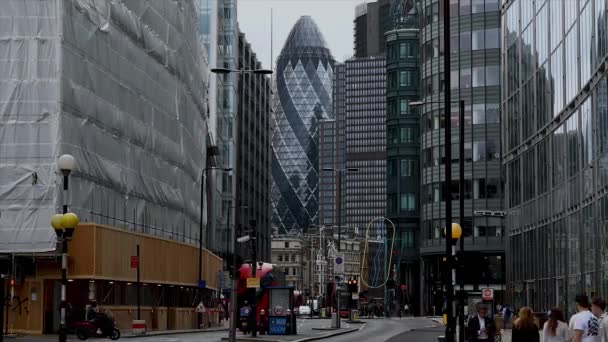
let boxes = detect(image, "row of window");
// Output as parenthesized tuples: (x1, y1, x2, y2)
(422, 103, 500, 131)
(387, 193, 417, 211)
(420, 66, 499, 98)
(422, 178, 501, 204)
(422, 140, 500, 168)
(388, 127, 418, 145)
(276, 253, 299, 262)
(387, 98, 416, 117)
(421, 29, 500, 63)
(386, 41, 418, 62)
(388, 70, 417, 91)
(421, 0, 500, 29)
(387, 159, 418, 178)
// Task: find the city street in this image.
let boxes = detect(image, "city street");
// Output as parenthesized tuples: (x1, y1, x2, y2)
(9, 317, 442, 342)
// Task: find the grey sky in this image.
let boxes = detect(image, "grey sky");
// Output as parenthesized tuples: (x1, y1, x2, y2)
(237, 0, 367, 70)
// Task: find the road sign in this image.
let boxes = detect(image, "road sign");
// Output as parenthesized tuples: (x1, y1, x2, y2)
(218, 271, 231, 290)
(198, 280, 206, 289)
(334, 254, 344, 275)
(482, 288, 494, 300)
(195, 302, 206, 313)
(247, 277, 260, 288)
(130, 256, 139, 268)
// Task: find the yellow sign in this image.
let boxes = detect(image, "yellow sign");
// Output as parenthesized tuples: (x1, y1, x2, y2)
(247, 277, 260, 288)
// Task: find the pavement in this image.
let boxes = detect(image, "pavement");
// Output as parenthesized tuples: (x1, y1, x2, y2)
(5, 316, 443, 342)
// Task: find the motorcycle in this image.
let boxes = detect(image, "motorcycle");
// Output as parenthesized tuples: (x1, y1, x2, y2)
(73, 313, 120, 340)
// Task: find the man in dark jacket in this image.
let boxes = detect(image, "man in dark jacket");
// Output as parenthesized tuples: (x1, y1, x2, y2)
(466, 303, 496, 342)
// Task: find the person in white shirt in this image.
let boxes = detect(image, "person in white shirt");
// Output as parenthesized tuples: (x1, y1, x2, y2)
(542, 307, 569, 342)
(569, 295, 600, 342)
(591, 297, 608, 342)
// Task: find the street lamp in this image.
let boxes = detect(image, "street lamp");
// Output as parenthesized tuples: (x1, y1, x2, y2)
(411, 98, 466, 341)
(321, 167, 358, 252)
(198, 167, 232, 328)
(52, 212, 79, 342)
(55, 153, 76, 342)
(226, 204, 248, 342)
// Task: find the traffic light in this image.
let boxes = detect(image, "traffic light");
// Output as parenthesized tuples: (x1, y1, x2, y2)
(347, 278, 358, 293)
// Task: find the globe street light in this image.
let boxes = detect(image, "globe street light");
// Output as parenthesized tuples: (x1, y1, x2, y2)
(52, 212, 79, 342)
(55, 154, 76, 342)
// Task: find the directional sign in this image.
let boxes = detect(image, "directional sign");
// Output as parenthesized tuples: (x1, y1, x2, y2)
(334, 254, 344, 275)
(198, 280, 206, 289)
(482, 288, 494, 301)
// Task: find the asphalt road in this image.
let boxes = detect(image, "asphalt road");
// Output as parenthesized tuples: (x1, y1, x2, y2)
(10, 317, 442, 342)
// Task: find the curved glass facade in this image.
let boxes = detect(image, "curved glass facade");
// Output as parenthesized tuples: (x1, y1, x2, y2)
(418, 0, 504, 314)
(503, 0, 608, 315)
(272, 16, 335, 234)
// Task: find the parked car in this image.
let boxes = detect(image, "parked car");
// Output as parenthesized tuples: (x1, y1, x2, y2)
(298, 305, 311, 316)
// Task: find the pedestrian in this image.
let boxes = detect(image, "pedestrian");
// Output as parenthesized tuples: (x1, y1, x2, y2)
(467, 303, 496, 342)
(542, 308, 569, 342)
(503, 304, 513, 329)
(591, 298, 608, 342)
(404, 303, 410, 316)
(569, 294, 600, 342)
(513, 307, 539, 342)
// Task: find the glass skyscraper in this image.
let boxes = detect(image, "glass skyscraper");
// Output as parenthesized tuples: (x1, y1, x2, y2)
(503, 0, 608, 315)
(418, 0, 504, 314)
(272, 16, 335, 234)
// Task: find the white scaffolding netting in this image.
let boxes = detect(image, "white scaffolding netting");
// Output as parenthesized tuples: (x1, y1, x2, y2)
(0, 0, 208, 252)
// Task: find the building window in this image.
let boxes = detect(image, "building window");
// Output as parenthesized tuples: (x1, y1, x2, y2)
(400, 193, 416, 211)
(400, 99, 410, 115)
(285, 241, 289, 248)
(278, 255, 283, 262)
(400, 127, 415, 143)
(291, 254, 296, 262)
(401, 159, 415, 177)
(400, 71, 413, 87)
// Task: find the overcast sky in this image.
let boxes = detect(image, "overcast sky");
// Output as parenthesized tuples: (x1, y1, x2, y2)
(237, 0, 368, 70)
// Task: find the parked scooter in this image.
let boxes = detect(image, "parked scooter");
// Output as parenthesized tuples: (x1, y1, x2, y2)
(73, 312, 120, 340)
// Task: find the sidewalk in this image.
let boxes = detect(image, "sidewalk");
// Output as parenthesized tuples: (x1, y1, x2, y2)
(3, 326, 228, 341)
(221, 319, 362, 342)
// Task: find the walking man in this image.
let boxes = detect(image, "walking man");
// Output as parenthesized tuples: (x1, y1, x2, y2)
(466, 303, 495, 342)
(570, 294, 600, 342)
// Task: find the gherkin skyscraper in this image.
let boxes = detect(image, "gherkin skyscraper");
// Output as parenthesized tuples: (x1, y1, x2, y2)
(272, 16, 335, 234)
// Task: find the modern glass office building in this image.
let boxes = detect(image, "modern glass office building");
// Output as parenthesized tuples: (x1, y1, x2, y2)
(200, 0, 239, 256)
(503, 0, 608, 315)
(418, 0, 504, 314)
(272, 16, 336, 234)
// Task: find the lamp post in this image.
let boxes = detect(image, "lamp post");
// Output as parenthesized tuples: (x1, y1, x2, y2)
(199, 167, 232, 328)
(51, 212, 79, 342)
(321, 168, 358, 252)
(54, 154, 76, 342)
(445, 223, 462, 340)
(412, 99, 466, 340)
(226, 205, 247, 342)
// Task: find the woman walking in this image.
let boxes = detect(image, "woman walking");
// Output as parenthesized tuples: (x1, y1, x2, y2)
(513, 307, 540, 342)
(543, 308, 569, 342)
